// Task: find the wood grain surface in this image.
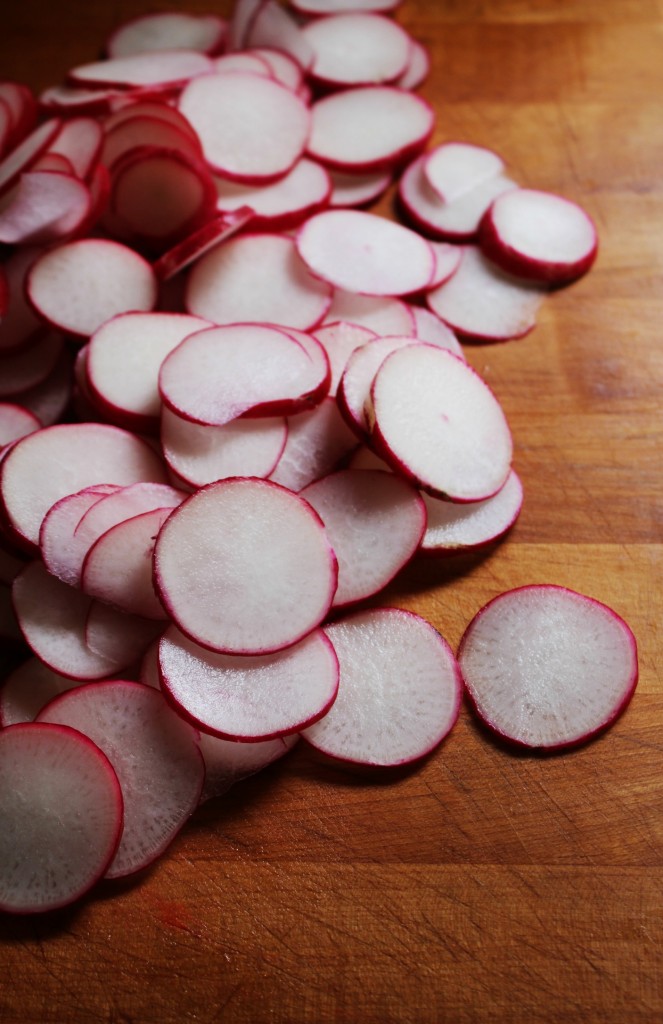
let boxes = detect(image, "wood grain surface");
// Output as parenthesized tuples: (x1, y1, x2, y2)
(1, 1, 661, 1022)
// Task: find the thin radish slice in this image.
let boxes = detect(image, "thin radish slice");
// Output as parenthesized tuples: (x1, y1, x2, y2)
(153, 207, 254, 281)
(103, 100, 200, 141)
(0, 119, 62, 198)
(198, 732, 298, 804)
(297, 210, 435, 296)
(458, 585, 639, 750)
(421, 469, 523, 555)
(107, 13, 227, 59)
(269, 396, 359, 491)
(426, 245, 545, 343)
(31, 152, 75, 175)
(0, 247, 45, 354)
(394, 38, 430, 90)
(480, 188, 599, 284)
(68, 51, 214, 90)
(154, 477, 338, 655)
(214, 158, 331, 231)
(428, 242, 462, 288)
(185, 232, 332, 330)
(39, 84, 131, 116)
(303, 607, 461, 766)
(312, 321, 377, 395)
(324, 290, 414, 335)
(12, 561, 119, 679)
(0, 82, 37, 149)
(38, 680, 204, 879)
(212, 52, 274, 77)
(47, 117, 102, 180)
(179, 72, 310, 184)
(301, 469, 426, 607)
(86, 312, 212, 432)
(0, 171, 91, 245)
(40, 484, 120, 586)
(424, 143, 505, 204)
(162, 407, 287, 488)
(0, 657, 81, 726)
(85, 603, 163, 665)
(0, 404, 41, 448)
(370, 344, 513, 502)
(27, 238, 158, 339)
(328, 167, 391, 208)
(290, 0, 402, 12)
(338, 334, 416, 437)
(1, 423, 167, 551)
(248, 48, 304, 91)
(308, 87, 433, 173)
(303, 13, 412, 87)
(245, 2, 314, 71)
(0, 722, 123, 914)
(159, 624, 339, 741)
(408, 305, 464, 358)
(228, 0, 265, 51)
(102, 117, 202, 172)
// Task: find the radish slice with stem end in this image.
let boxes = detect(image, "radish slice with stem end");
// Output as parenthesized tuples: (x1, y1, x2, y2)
(302, 13, 412, 87)
(420, 469, 523, 556)
(68, 51, 214, 90)
(0, 722, 123, 914)
(458, 585, 639, 750)
(107, 12, 227, 59)
(269, 396, 359, 492)
(302, 607, 461, 767)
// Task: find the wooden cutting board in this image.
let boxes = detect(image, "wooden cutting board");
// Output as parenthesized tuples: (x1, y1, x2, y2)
(1, 2, 661, 1021)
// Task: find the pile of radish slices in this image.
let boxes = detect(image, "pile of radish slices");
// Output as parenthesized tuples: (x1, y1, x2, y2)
(0, 0, 637, 915)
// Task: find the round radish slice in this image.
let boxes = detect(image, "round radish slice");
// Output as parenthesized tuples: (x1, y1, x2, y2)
(40, 484, 120, 585)
(303, 607, 461, 766)
(312, 321, 377, 395)
(301, 470, 426, 607)
(328, 167, 391, 208)
(68, 51, 214, 89)
(394, 37, 430, 90)
(0, 404, 41, 448)
(248, 47, 304, 91)
(198, 732, 298, 804)
(458, 585, 639, 750)
(212, 52, 274, 77)
(107, 13, 227, 59)
(26, 239, 158, 339)
(185, 232, 332, 330)
(0, 657, 82, 727)
(37, 680, 204, 879)
(297, 210, 435, 296)
(101, 116, 202, 171)
(424, 143, 505, 204)
(47, 116, 102, 179)
(214, 158, 331, 231)
(0, 171, 91, 246)
(244, 3, 314, 71)
(324, 290, 414, 335)
(104, 100, 200, 140)
(302, 13, 412, 87)
(428, 242, 462, 288)
(421, 469, 523, 555)
(308, 87, 433, 173)
(370, 344, 513, 502)
(480, 188, 599, 284)
(85, 603, 162, 666)
(0, 722, 123, 914)
(338, 334, 416, 437)
(269, 396, 359, 491)
(154, 477, 338, 655)
(408, 306, 464, 358)
(178, 72, 310, 184)
(159, 624, 339, 741)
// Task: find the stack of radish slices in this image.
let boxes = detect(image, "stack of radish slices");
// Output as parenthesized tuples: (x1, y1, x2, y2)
(0, 0, 633, 916)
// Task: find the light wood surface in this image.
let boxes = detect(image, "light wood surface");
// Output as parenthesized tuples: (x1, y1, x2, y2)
(1, 2, 661, 1022)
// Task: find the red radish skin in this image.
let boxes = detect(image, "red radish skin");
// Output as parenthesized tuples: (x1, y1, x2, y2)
(338, 334, 417, 438)
(214, 158, 332, 232)
(458, 585, 639, 751)
(40, 484, 120, 585)
(0, 118, 62, 198)
(420, 469, 523, 556)
(152, 207, 254, 281)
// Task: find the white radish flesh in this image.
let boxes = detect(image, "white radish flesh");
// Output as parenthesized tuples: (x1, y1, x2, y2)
(47, 116, 102, 179)
(290, 0, 402, 14)
(68, 51, 214, 89)
(408, 306, 464, 358)
(338, 334, 416, 437)
(269, 396, 359, 491)
(0, 119, 62, 198)
(327, 167, 391, 208)
(107, 13, 227, 59)
(302, 13, 412, 87)
(214, 158, 331, 231)
(198, 732, 298, 804)
(312, 321, 377, 395)
(40, 484, 120, 585)
(101, 116, 202, 171)
(424, 142, 505, 204)
(0, 657, 81, 726)
(0, 171, 91, 246)
(245, 2, 314, 71)
(323, 290, 414, 335)
(394, 38, 430, 90)
(0, 403, 41, 449)
(248, 48, 304, 91)
(421, 469, 523, 555)
(84, 602, 163, 665)
(427, 242, 462, 288)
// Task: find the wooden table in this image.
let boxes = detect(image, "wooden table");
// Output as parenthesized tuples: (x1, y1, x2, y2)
(1, 2, 661, 1021)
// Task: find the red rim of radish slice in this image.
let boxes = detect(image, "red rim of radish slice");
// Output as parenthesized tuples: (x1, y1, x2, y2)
(289, 0, 403, 14)
(0, 171, 92, 247)
(67, 50, 215, 90)
(152, 206, 254, 281)
(302, 13, 413, 88)
(214, 157, 332, 232)
(107, 12, 228, 59)
(0, 118, 62, 198)
(457, 585, 639, 751)
(338, 334, 417, 438)
(0, 403, 41, 449)
(420, 469, 523, 556)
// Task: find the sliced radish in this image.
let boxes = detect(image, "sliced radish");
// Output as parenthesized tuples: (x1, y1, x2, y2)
(0, 82, 37, 150)
(0, 657, 81, 726)
(185, 232, 332, 330)
(68, 51, 214, 90)
(245, 2, 314, 71)
(290, 0, 402, 13)
(324, 290, 415, 335)
(13, 349, 73, 428)
(297, 210, 435, 296)
(426, 245, 545, 342)
(424, 142, 505, 204)
(303, 607, 461, 766)
(421, 469, 523, 555)
(198, 732, 298, 804)
(0, 171, 91, 245)
(302, 13, 412, 87)
(214, 158, 331, 231)
(338, 334, 416, 438)
(0, 722, 123, 914)
(269, 396, 359, 491)
(39, 83, 132, 116)
(101, 116, 202, 172)
(427, 242, 462, 288)
(394, 38, 430, 90)
(408, 305, 464, 357)
(480, 188, 599, 283)
(228, 0, 265, 51)
(370, 344, 513, 502)
(84, 602, 163, 665)
(103, 100, 200, 141)
(38, 680, 204, 878)
(328, 167, 391, 208)
(458, 585, 639, 750)
(154, 477, 338, 655)
(0, 118, 62, 198)
(40, 484, 120, 586)
(0, 333, 63, 399)
(179, 72, 310, 184)
(248, 48, 304, 91)
(27, 238, 158, 338)
(312, 321, 377, 395)
(159, 624, 338, 741)
(212, 52, 274, 77)
(107, 12, 227, 59)
(301, 469, 426, 607)
(47, 116, 102, 180)
(152, 207, 254, 281)
(31, 152, 75, 175)
(308, 87, 433, 173)
(0, 247, 45, 354)
(0, 404, 41, 449)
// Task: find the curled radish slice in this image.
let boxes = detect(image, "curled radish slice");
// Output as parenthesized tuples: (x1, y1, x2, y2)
(214, 158, 331, 231)
(303, 607, 461, 766)
(68, 51, 214, 89)
(458, 585, 639, 750)
(328, 167, 392, 208)
(480, 188, 598, 284)
(312, 321, 377, 395)
(324, 290, 414, 335)
(297, 210, 435, 296)
(0, 332, 63, 399)
(0, 171, 91, 246)
(308, 87, 433, 173)
(302, 13, 412, 87)
(0, 657, 82, 726)
(269, 396, 359, 491)
(0, 404, 41, 448)
(394, 37, 430, 90)
(85, 603, 163, 665)
(38, 680, 204, 879)
(26, 239, 158, 339)
(0, 722, 123, 914)
(179, 72, 310, 183)
(159, 624, 339, 741)
(424, 143, 505, 204)
(426, 245, 545, 342)
(301, 469, 426, 607)
(421, 469, 523, 555)
(40, 484, 120, 584)
(198, 732, 298, 804)
(338, 334, 416, 437)
(185, 232, 332, 330)
(152, 207, 254, 281)
(107, 12, 227, 59)
(408, 306, 464, 358)
(154, 477, 338, 655)
(370, 344, 513, 502)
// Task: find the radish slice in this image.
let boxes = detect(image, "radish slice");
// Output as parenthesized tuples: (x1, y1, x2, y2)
(212, 52, 274, 77)
(312, 321, 377, 395)
(0, 657, 82, 726)
(302, 607, 461, 766)
(480, 188, 599, 284)
(40, 484, 120, 584)
(394, 38, 430, 90)
(159, 624, 339, 741)
(308, 87, 433, 173)
(154, 477, 338, 655)
(39, 84, 132, 116)
(297, 210, 435, 296)
(0, 119, 62, 198)
(0, 333, 63, 399)
(338, 334, 416, 437)
(104, 100, 200, 141)
(178, 72, 310, 184)
(85, 603, 163, 665)
(101, 116, 202, 170)
(290, 0, 402, 12)
(301, 470, 426, 607)
(248, 48, 304, 91)
(428, 242, 462, 288)
(31, 152, 75, 175)
(153, 207, 254, 281)
(38, 680, 204, 878)
(0, 404, 41, 448)
(26, 238, 158, 338)
(228, 0, 265, 51)
(185, 232, 332, 330)
(0, 248, 45, 354)
(107, 13, 227, 59)
(245, 2, 314, 71)
(0, 722, 123, 914)
(421, 469, 523, 555)
(424, 143, 505, 204)
(0, 171, 91, 245)
(458, 585, 639, 750)
(47, 117, 102, 179)
(269, 396, 359, 491)
(0, 82, 37, 150)
(214, 158, 331, 231)
(328, 167, 391, 208)
(198, 732, 298, 804)
(302, 13, 412, 87)
(324, 290, 414, 335)
(408, 306, 464, 358)
(68, 51, 214, 89)
(426, 245, 545, 342)
(370, 344, 513, 502)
